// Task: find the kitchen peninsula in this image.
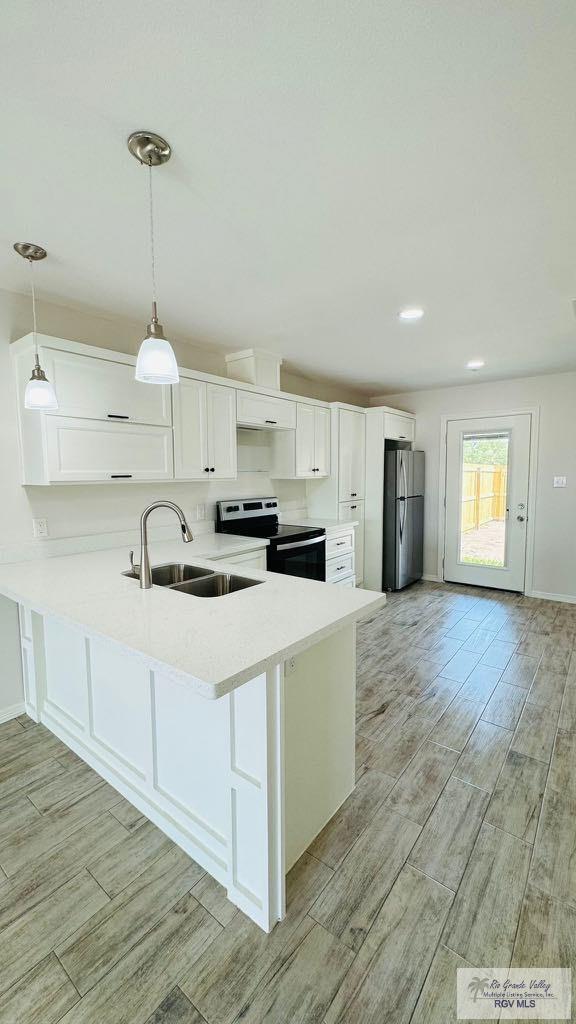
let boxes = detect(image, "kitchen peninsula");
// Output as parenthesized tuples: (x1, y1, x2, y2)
(0, 538, 384, 931)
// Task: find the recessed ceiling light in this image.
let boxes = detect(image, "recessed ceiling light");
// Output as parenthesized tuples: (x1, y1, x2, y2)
(466, 360, 485, 370)
(398, 307, 424, 321)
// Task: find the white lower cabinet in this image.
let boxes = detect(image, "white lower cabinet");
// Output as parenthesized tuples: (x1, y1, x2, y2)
(45, 417, 174, 482)
(174, 377, 237, 481)
(339, 499, 365, 584)
(324, 526, 356, 587)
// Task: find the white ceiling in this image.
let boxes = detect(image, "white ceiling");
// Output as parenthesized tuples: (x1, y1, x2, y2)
(2, 1, 576, 395)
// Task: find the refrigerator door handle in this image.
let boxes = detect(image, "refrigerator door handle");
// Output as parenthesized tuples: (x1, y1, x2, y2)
(398, 495, 407, 542)
(401, 454, 409, 501)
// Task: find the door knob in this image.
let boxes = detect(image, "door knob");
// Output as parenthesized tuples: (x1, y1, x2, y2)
(516, 515, 525, 522)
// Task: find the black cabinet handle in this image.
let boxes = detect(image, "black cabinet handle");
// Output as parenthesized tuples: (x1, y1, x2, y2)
(265, 419, 277, 425)
(210, 467, 215, 472)
(350, 492, 357, 497)
(107, 414, 130, 420)
(350, 505, 357, 509)
(110, 474, 133, 479)
(336, 565, 346, 571)
(204, 467, 210, 472)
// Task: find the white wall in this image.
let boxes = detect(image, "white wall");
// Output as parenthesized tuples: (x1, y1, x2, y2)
(372, 373, 576, 600)
(0, 288, 365, 557)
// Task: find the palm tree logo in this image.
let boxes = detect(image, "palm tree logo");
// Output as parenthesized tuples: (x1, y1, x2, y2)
(468, 976, 491, 1002)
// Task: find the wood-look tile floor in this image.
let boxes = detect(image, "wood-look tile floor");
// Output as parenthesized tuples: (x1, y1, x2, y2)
(1, 580, 575, 1023)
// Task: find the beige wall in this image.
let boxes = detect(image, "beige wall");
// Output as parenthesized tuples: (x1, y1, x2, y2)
(0, 288, 364, 552)
(372, 373, 576, 599)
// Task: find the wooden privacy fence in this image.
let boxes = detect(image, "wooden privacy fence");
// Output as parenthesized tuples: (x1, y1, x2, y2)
(461, 464, 507, 532)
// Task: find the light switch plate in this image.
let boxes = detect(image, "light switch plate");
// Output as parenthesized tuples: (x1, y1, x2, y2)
(553, 476, 567, 488)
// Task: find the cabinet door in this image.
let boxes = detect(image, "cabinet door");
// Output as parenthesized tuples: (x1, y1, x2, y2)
(43, 349, 171, 425)
(313, 407, 331, 477)
(236, 391, 296, 430)
(206, 383, 237, 480)
(45, 417, 174, 482)
(339, 499, 365, 583)
(384, 412, 415, 442)
(338, 409, 366, 500)
(295, 404, 316, 477)
(173, 378, 209, 480)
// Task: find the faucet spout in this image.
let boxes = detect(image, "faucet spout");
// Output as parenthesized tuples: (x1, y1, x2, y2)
(139, 501, 194, 589)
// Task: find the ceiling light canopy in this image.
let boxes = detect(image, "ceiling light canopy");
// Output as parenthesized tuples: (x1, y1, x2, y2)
(466, 359, 485, 370)
(14, 242, 59, 412)
(128, 131, 179, 385)
(398, 307, 424, 321)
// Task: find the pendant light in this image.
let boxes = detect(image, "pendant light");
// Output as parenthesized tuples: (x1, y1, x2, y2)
(14, 242, 59, 411)
(128, 131, 179, 385)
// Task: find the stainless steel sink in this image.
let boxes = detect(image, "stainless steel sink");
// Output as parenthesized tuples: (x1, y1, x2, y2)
(170, 573, 263, 598)
(122, 563, 216, 587)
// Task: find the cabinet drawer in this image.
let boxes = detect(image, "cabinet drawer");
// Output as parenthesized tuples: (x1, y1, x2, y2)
(384, 413, 415, 442)
(43, 349, 172, 426)
(45, 417, 174, 482)
(236, 391, 296, 430)
(326, 552, 354, 582)
(326, 532, 354, 558)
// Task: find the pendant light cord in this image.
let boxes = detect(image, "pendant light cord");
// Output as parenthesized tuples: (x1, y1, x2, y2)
(148, 159, 158, 313)
(29, 257, 39, 366)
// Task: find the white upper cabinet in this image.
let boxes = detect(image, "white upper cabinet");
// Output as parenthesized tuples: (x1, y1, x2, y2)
(295, 404, 330, 478)
(45, 418, 173, 483)
(206, 383, 237, 480)
(295, 403, 315, 477)
(313, 406, 331, 477)
(384, 412, 415, 442)
(338, 409, 365, 500)
(43, 348, 171, 426)
(236, 391, 296, 430)
(270, 402, 330, 479)
(173, 376, 237, 480)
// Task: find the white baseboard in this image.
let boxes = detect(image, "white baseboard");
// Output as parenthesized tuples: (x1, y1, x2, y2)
(0, 702, 25, 724)
(525, 590, 576, 605)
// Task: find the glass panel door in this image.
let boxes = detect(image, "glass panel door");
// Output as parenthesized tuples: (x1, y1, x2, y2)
(444, 414, 531, 592)
(458, 432, 509, 569)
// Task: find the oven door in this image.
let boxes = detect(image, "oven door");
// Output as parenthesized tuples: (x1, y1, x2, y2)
(268, 536, 326, 581)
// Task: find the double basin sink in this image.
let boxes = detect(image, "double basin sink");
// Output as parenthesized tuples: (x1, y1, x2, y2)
(123, 562, 263, 598)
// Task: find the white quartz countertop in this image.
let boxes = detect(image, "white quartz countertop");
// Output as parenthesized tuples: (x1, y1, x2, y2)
(0, 536, 384, 699)
(280, 517, 360, 531)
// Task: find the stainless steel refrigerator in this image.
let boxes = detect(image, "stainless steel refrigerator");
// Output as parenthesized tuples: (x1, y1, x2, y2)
(383, 449, 425, 590)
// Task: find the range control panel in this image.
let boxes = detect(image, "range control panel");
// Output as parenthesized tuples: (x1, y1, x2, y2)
(217, 497, 279, 522)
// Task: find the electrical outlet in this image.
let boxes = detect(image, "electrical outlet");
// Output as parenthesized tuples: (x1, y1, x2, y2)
(553, 476, 567, 488)
(196, 503, 207, 521)
(32, 518, 49, 538)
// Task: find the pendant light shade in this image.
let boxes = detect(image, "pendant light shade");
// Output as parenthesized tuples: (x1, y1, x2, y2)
(135, 303, 179, 384)
(128, 130, 179, 386)
(25, 362, 59, 410)
(14, 242, 59, 412)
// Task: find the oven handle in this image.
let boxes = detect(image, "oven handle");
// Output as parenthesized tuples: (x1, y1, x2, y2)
(275, 536, 325, 551)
